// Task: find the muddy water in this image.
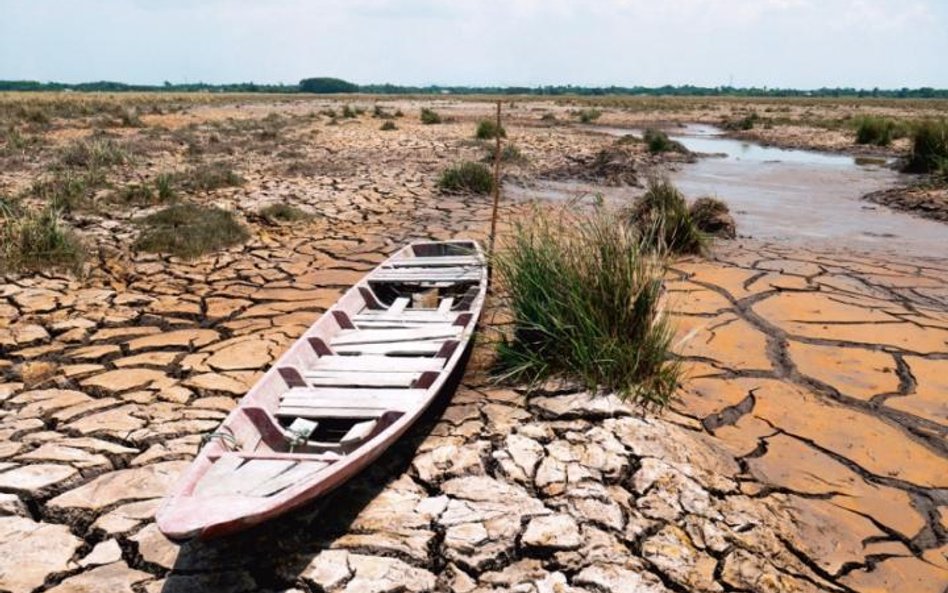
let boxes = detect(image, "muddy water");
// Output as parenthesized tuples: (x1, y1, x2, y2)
(528, 124, 948, 257)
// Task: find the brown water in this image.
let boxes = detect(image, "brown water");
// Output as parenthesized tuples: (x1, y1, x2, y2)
(512, 124, 948, 258)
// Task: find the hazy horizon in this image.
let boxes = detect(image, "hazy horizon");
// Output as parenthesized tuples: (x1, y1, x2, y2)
(2, 0, 946, 89)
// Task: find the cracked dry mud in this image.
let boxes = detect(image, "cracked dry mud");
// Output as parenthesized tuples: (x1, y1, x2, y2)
(0, 101, 946, 593)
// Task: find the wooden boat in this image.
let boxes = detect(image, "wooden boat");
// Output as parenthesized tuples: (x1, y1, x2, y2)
(156, 240, 487, 541)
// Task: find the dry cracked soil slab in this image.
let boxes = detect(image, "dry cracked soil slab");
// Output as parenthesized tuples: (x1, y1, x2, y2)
(0, 99, 946, 592)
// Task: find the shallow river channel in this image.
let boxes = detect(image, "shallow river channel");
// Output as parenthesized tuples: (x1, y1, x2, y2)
(518, 124, 948, 257)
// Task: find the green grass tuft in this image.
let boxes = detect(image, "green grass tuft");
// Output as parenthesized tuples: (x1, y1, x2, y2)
(626, 178, 707, 255)
(0, 206, 86, 273)
(643, 129, 686, 154)
(494, 205, 680, 406)
(475, 119, 506, 140)
(854, 116, 897, 146)
(437, 161, 494, 194)
(903, 119, 948, 175)
(420, 108, 442, 125)
(134, 203, 249, 258)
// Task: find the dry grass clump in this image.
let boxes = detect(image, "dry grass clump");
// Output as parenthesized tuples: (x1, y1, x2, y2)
(380, 120, 397, 131)
(420, 108, 442, 125)
(0, 202, 85, 273)
(626, 178, 707, 255)
(577, 109, 602, 123)
(258, 203, 312, 224)
(643, 129, 687, 154)
(494, 205, 680, 406)
(59, 137, 131, 169)
(178, 162, 244, 191)
(134, 203, 249, 258)
(437, 162, 494, 194)
(30, 169, 107, 213)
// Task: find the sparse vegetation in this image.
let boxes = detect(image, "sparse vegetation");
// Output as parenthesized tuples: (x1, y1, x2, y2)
(643, 129, 686, 154)
(420, 108, 442, 125)
(903, 119, 948, 175)
(258, 203, 313, 224)
(134, 203, 249, 258)
(30, 169, 107, 213)
(341, 104, 357, 119)
(59, 137, 130, 169)
(723, 112, 759, 131)
(437, 161, 494, 194)
(578, 109, 602, 123)
(178, 162, 243, 191)
(540, 112, 556, 122)
(475, 119, 506, 140)
(0, 205, 86, 273)
(380, 120, 397, 131)
(626, 178, 707, 254)
(494, 205, 680, 405)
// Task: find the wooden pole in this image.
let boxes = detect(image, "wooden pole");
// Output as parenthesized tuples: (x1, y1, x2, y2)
(487, 100, 503, 284)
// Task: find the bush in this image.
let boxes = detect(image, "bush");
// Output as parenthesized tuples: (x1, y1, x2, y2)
(903, 119, 948, 175)
(475, 119, 506, 140)
(723, 113, 759, 131)
(626, 178, 706, 255)
(134, 203, 249, 258)
(341, 104, 357, 119)
(494, 205, 680, 405)
(0, 206, 85, 273)
(380, 120, 397, 131)
(437, 161, 494, 194)
(179, 162, 243, 191)
(59, 137, 130, 169)
(689, 197, 736, 239)
(31, 169, 107, 213)
(258, 203, 312, 223)
(643, 129, 686, 154)
(578, 109, 602, 123)
(420, 108, 442, 125)
(540, 112, 556, 122)
(482, 143, 525, 164)
(855, 116, 896, 146)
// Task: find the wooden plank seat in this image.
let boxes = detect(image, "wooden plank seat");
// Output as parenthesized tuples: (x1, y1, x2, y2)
(369, 268, 482, 283)
(194, 456, 331, 498)
(331, 340, 448, 356)
(331, 326, 462, 346)
(302, 372, 420, 388)
(385, 256, 481, 268)
(276, 387, 426, 420)
(309, 355, 446, 373)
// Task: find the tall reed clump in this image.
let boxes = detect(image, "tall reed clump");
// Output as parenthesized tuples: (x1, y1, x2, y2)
(626, 178, 707, 255)
(854, 116, 896, 146)
(494, 206, 680, 406)
(903, 119, 948, 176)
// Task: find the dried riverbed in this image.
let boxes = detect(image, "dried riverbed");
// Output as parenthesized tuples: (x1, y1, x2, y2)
(0, 97, 945, 592)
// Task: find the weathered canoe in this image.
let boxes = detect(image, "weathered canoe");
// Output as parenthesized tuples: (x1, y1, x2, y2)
(156, 240, 487, 541)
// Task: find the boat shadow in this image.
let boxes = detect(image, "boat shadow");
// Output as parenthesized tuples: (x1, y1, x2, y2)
(162, 345, 474, 591)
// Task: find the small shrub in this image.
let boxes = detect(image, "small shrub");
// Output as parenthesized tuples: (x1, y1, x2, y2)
(475, 119, 506, 140)
(723, 113, 759, 131)
(59, 138, 130, 169)
(319, 108, 337, 118)
(494, 205, 680, 405)
(179, 162, 243, 191)
(394, 109, 404, 118)
(437, 161, 494, 194)
(380, 121, 397, 131)
(689, 197, 736, 239)
(540, 112, 556, 122)
(643, 129, 686, 154)
(341, 104, 357, 119)
(903, 119, 948, 175)
(578, 109, 602, 123)
(0, 206, 85, 273)
(119, 108, 144, 128)
(420, 108, 442, 125)
(258, 203, 312, 224)
(134, 203, 249, 258)
(482, 143, 525, 164)
(855, 116, 895, 146)
(626, 178, 706, 255)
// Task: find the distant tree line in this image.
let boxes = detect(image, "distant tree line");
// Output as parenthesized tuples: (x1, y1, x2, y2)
(1, 78, 946, 99)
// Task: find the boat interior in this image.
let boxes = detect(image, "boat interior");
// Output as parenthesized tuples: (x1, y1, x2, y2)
(188, 241, 485, 498)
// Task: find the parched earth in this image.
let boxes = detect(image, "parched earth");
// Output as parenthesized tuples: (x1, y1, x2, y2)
(0, 98, 946, 592)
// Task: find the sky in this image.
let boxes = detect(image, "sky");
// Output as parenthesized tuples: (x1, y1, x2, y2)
(1, 0, 946, 89)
